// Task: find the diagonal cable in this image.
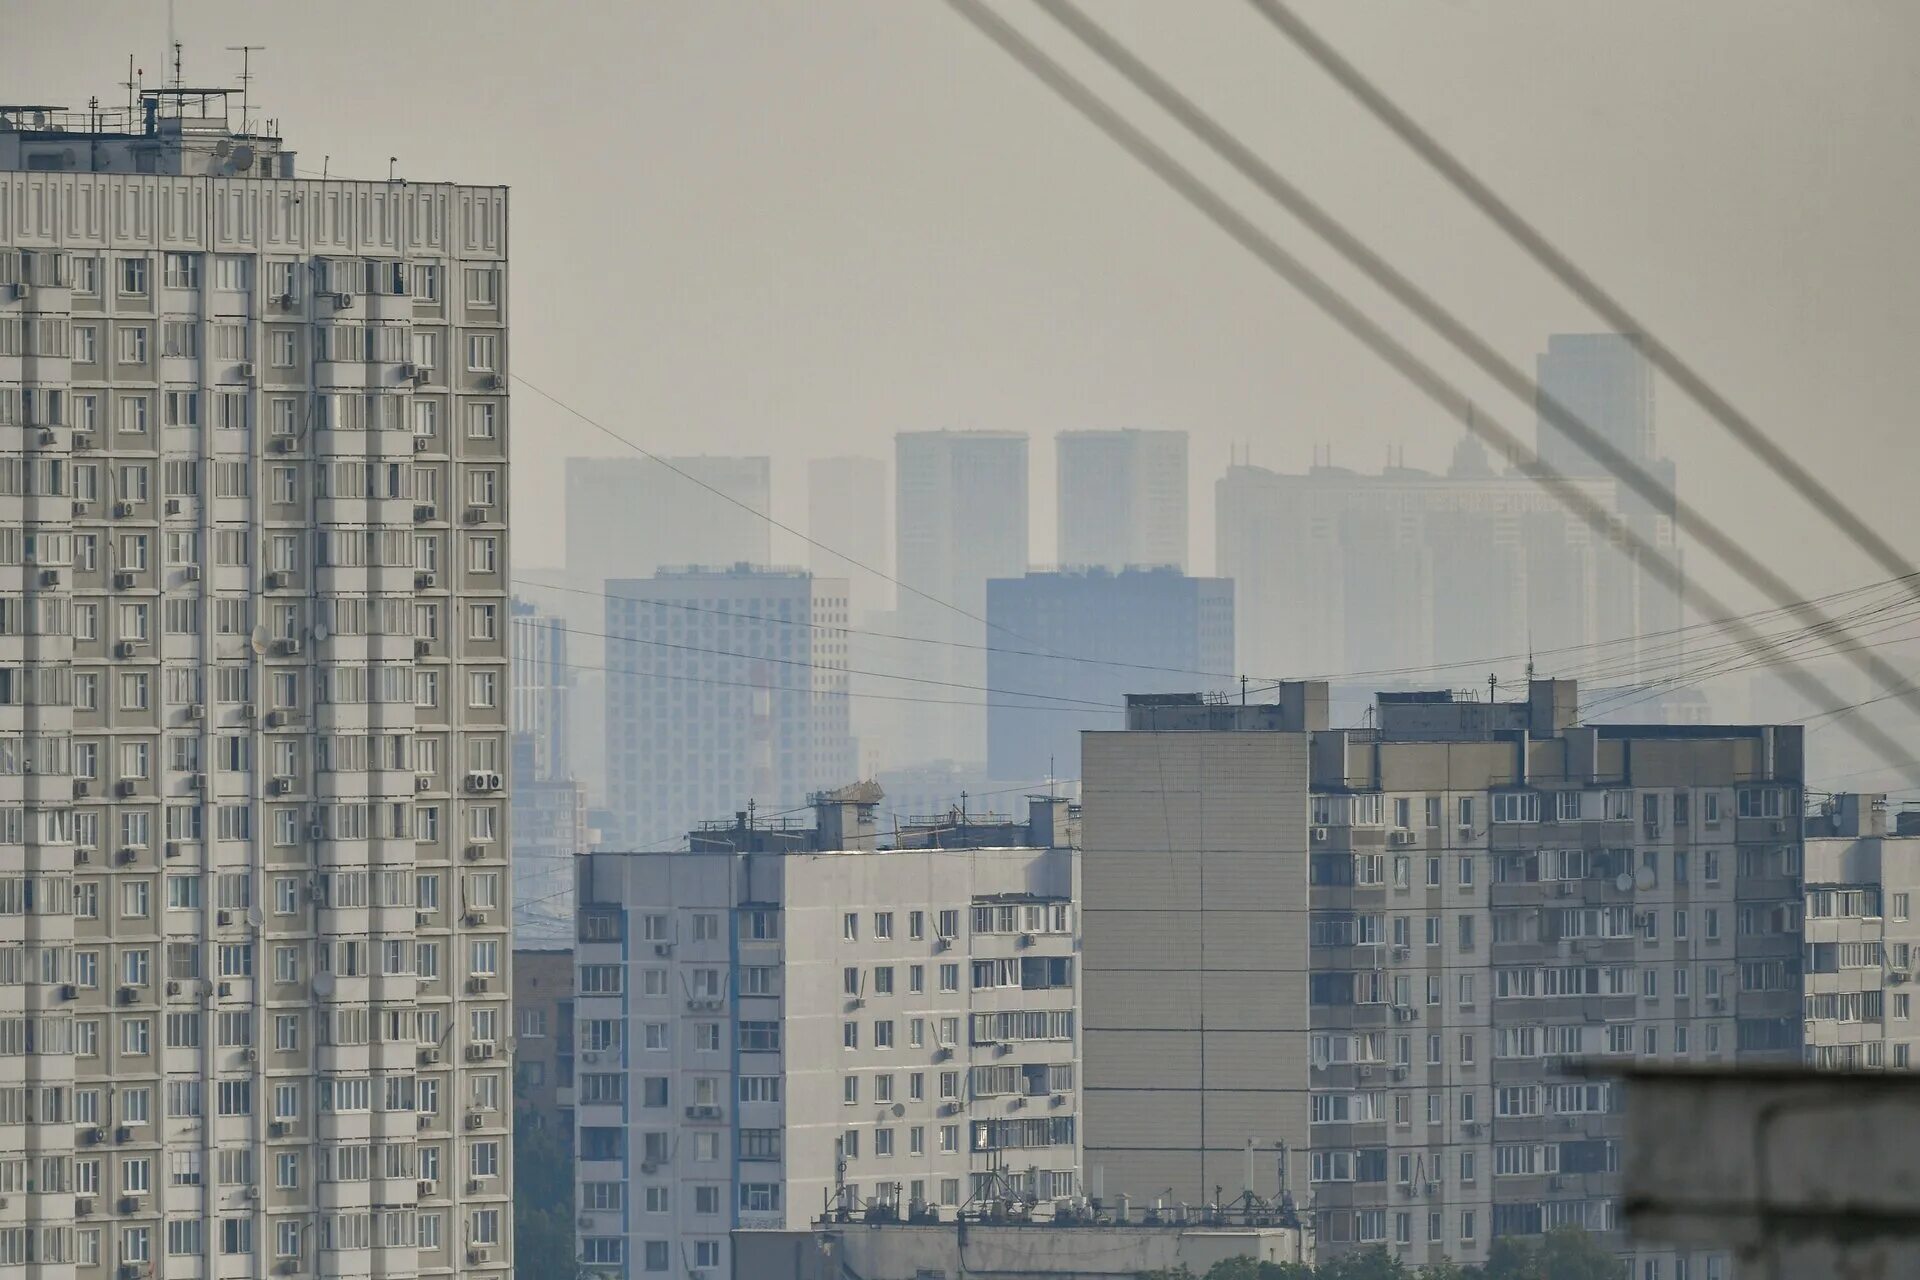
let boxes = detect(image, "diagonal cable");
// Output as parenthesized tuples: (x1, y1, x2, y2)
(1032, 0, 1920, 730)
(940, 0, 1920, 783)
(1246, 0, 1920, 602)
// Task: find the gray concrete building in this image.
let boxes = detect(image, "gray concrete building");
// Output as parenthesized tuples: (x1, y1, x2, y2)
(1056, 429, 1188, 573)
(601, 565, 854, 850)
(0, 91, 514, 1278)
(511, 597, 587, 944)
(807, 455, 890, 618)
(1081, 680, 1799, 1276)
(571, 785, 1080, 1279)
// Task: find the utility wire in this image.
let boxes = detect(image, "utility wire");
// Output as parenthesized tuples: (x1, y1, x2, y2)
(511, 372, 1072, 660)
(1245, 0, 1920, 606)
(939, 0, 1920, 784)
(1030, 0, 1920, 733)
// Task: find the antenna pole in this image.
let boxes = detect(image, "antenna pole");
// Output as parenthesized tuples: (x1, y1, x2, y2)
(227, 45, 266, 133)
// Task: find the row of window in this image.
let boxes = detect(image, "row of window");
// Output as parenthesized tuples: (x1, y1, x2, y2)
(1310, 787, 1795, 829)
(61, 253, 498, 307)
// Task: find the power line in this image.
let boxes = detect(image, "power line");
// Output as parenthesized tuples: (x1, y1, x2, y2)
(532, 616, 1127, 711)
(1030, 0, 1920, 734)
(510, 373, 1071, 660)
(511, 576, 1240, 681)
(1245, 0, 1920, 609)
(939, 0, 1920, 784)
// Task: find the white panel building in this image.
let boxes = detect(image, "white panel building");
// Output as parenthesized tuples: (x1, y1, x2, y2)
(0, 91, 512, 1279)
(572, 786, 1080, 1279)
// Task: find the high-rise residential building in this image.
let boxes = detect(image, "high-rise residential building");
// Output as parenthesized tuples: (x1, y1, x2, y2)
(1803, 793, 1920, 1072)
(1056, 429, 1189, 572)
(808, 455, 890, 617)
(602, 566, 854, 849)
(894, 430, 1028, 767)
(560, 454, 772, 805)
(572, 785, 1081, 1278)
(510, 599, 587, 943)
(1081, 680, 1801, 1277)
(0, 94, 513, 1276)
(984, 568, 1232, 783)
(1216, 445, 1671, 682)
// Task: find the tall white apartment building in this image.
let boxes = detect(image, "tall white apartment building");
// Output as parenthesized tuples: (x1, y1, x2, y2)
(572, 786, 1080, 1279)
(0, 92, 512, 1278)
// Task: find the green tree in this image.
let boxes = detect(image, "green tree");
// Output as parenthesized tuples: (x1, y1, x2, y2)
(1480, 1228, 1626, 1280)
(1315, 1245, 1414, 1280)
(1415, 1259, 1474, 1280)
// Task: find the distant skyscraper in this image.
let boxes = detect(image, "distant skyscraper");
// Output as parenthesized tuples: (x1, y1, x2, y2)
(895, 431, 1029, 765)
(1057, 429, 1189, 571)
(985, 568, 1233, 782)
(562, 454, 773, 803)
(1535, 332, 1655, 477)
(511, 600, 587, 943)
(602, 566, 855, 847)
(808, 455, 891, 616)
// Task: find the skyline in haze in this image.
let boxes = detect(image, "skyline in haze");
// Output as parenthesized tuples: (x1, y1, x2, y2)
(5, 0, 1918, 608)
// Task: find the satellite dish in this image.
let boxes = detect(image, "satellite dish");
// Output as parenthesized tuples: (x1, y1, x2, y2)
(232, 144, 254, 171)
(214, 138, 233, 158)
(247, 906, 265, 929)
(1634, 867, 1656, 891)
(1614, 873, 1633, 893)
(891, 1103, 906, 1118)
(311, 972, 336, 997)
(249, 625, 270, 656)
(312, 622, 329, 643)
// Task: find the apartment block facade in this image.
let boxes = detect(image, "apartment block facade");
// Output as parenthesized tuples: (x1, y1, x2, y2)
(1083, 681, 1796, 1278)
(601, 565, 854, 850)
(1056, 429, 1188, 573)
(1803, 793, 1920, 1072)
(0, 95, 513, 1279)
(572, 786, 1080, 1279)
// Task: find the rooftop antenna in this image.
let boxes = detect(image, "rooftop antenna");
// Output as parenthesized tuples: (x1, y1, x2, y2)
(172, 40, 183, 93)
(1241, 674, 1249, 706)
(122, 56, 138, 124)
(226, 45, 265, 133)
(1488, 672, 1498, 704)
(389, 155, 399, 182)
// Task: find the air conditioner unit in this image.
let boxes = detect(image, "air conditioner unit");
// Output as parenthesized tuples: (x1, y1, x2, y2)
(113, 500, 134, 517)
(276, 638, 302, 655)
(1357, 1065, 1373, 1079)
(237, 360, 256, 379)
(465, 1044, 486, 1062)
(117, 987, 136, 1005)
(847, 996, 865, 1010)
(115, 640, 139, 659)
(83, 1127, 102, 1146)
(270, 1121, 290, 1138)
(466, 1112, 485, 1130)
(60, 983, 77, 1000)
(71, 499, 87, 515)
(333, 292, 354, 309)
(654, 943, 673, 957)
(187, 702, 204, 721)
(416, 909, 432, 926)
(115, 843, 138, 861)
(466, 1249, 490, 1267)
(478, 1041, 496, 1059)
(271, 437, 296, 453)
(307, 823, 324, 841)
(1311, 826, 1328, 843)
(414, 504, 436, 522)
(164, 498, 182, 516)
(1555, 883, 1572, 897)
(485, 771, 504, 792)
(265, 571, 288, 589)
(581, 1051, 601, 1065)
(1390, 945, 1409, 960)
(1391, 1065, 1409, 1081)
(413, 436, 431, 452)
(465, 771, 488, 793)
(934, 937, 952, 952)
(464, 845, 485, 862)
(483, 372, 505, 390)
(933, 1046, 952, 1062)
(466, 977, 490, 995)
(74, 433, 94, 451)
(1423, 1181, 1439, 1196)
(418, 1179, 436, 1196)
(1463, 1121, 1481, 1135)
(274, 293, 295, 310)
(75, 1197, 94, 1216)
(72, 779, 89, 798)
(420, 1047, 441, 1065)
(276, 1260, 296, 1276)
(412, 367, 431, 386)
(183, 563, 201, 581)
(1458, 824, 1474, 838)
(416, 774, 433, 791)
(217, 981, 232, 998)
(73, 848, 91, 865)
(187, 772, 205, 792)
(244, 1047, 258, 1063)
(463, 506, 485, 524)
(640, 1162, 659, 1175)
(40, 568, 60, 586)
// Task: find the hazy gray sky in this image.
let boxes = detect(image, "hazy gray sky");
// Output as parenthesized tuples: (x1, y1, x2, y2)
(7, 0, 1918, 604)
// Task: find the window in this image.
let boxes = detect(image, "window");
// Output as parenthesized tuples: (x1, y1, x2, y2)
(466, 267, 498, 305)
(466, 333, 497, 371)
(121, 257, 149, 296)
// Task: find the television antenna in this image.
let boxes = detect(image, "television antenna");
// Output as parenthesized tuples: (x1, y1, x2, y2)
(226, 46, 265, 132)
